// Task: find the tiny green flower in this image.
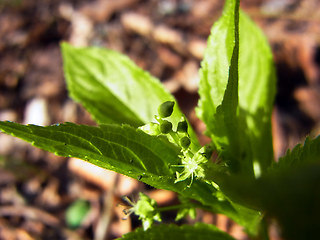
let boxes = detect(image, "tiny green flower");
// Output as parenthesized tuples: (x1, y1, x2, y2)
(172, 146, 209, 187)
(123, 193, 161, 230)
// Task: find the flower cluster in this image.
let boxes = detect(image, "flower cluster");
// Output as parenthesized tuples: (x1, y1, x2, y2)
(123, 193, 161, 230)
(140, 101, 213, 187)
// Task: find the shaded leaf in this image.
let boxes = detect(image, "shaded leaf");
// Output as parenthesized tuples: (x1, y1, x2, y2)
(119, 223, 236, 240)
(221, 164, 320, 240)
(219, 137, 320, 240)
(237, 11, 276, 176)
(273, 136, 320, 171)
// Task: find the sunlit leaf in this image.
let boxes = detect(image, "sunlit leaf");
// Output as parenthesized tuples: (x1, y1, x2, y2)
(0, 121, 260, 233)
(197, 0, 276, 176)
(61, 43, 200, 151)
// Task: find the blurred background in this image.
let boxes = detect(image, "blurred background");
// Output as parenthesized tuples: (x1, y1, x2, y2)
(0, 0, 320, 239)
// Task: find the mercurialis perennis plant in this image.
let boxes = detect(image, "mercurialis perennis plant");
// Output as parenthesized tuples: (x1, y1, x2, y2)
(1, 0, 320, 239)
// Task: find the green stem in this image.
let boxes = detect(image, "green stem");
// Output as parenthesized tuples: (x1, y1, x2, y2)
(157, 204, 186, 212)
(168, 131, 181, 146)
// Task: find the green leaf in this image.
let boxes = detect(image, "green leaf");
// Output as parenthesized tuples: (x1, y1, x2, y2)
(61, 42, 161, 126)
(0, 121, 180, 181)
(197, 0, 276, 176)
(0, 121, 260, 233)
(119, 223, 236, 240)
(222, 164, 320, 240)
(197, 0, 242, 173)
(273, 136, 320, 171)
(61, 43, 200, 151)
(175, 196, 197, 221)
(175, 207, 196, 221)
(0, 121, 224, 203)
(237, 11, 276, 176)
(263, 165, 320, 240)
(219, 136, 320, 240)
(193, 0, 265, 234)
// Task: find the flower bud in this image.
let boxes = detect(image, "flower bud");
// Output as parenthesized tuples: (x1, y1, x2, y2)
(158, 101, 175, 118)
(180, 136, 191, 149)
(177, 120, 188, 133)
(160, 120, 172, 134)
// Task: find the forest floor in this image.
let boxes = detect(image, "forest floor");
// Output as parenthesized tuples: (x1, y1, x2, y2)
(0, 0, 320, 239)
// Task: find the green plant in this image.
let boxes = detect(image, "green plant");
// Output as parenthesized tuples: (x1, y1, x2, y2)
(0, 0, 319, 239)
(65, 199, 91, 228)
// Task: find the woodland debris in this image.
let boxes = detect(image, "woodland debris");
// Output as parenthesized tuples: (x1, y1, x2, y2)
(121, 12, 206, 59)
